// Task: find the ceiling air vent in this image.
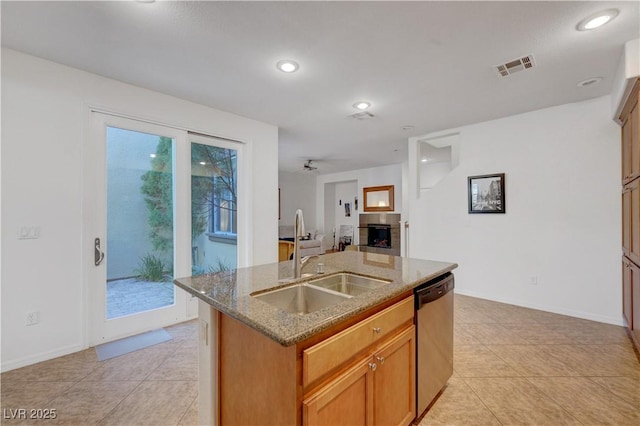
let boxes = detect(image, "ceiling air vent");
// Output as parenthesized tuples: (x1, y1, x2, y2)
(349, 111, 375, 120)
(494, 54, 536, 77)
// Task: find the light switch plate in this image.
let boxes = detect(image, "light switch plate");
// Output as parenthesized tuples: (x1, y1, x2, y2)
(18, 226, 40, 239)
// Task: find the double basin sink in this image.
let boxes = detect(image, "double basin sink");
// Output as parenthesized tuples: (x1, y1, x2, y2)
(252, 273, 390, 315)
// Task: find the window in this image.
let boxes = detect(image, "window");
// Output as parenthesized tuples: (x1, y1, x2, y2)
(191, 143, 237, 243)
(210, 175, 237, 238)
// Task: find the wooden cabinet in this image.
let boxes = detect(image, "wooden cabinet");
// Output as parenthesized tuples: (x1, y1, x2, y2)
(303, 326, 415, 426)
(623, 258, 640, 342)
(620, 78, 640, 351)
(372, 327, 416, 426)
(303, 355, 373, 426)
(622, 258, 634, 328)
(211, 294, 415, 426)
(303, 297, 413, 389)
(622, 179, 640, 265)
(278, 240, 294, 261)
(622, 94, 640, 184)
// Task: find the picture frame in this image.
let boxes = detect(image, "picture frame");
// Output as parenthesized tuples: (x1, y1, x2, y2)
(468, 173, 505, 214)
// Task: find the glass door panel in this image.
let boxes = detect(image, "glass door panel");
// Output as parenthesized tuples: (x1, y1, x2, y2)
(106, 127, 176, 318)
(190, 138, 238, 275)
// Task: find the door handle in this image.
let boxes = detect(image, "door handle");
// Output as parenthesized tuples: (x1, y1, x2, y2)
(94, 238, 105, 266)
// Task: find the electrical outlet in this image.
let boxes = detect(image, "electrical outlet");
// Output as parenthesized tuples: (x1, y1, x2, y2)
(26, 311, 40, 326)
(529, 276, 538, 285)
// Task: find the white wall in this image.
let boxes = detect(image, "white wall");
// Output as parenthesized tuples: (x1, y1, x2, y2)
(1, 48, 278, 371)
(408, 95, 621, 325)
(316, 164, 404, 242)
(333, 181, 358, 246)
(278, 171, 317, 231)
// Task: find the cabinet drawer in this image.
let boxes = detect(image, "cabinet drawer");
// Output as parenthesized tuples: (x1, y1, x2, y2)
(303, 297, 413, 389)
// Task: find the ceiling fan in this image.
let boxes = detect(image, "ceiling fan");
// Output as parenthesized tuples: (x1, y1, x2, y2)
(303, 160, 318, 171)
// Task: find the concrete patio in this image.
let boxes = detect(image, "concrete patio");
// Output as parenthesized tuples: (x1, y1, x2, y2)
(106, 278, 174, 319)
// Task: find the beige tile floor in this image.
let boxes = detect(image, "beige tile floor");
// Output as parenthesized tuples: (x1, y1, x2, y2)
(420, 295, 640, 426)
(1, 294, 639, 425)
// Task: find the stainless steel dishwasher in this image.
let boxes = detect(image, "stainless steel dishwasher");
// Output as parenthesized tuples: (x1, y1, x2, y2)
(414, 272, 454, 422)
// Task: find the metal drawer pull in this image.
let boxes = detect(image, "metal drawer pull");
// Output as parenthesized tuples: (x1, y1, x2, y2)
(372, 327, 381, 333)
(368, 362, 377, 371)
(376, 356, 385, 364)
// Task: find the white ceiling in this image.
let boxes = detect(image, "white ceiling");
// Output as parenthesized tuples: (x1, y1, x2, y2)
(2, 1, 638, 174)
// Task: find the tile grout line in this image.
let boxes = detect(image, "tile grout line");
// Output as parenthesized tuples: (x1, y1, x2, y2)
(523, 376, 586, 426)
(458, 376, 505, 426)
(175, 394, 198, 426)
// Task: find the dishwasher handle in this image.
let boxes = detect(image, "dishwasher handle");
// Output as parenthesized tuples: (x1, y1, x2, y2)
(415, 274, 454, 310)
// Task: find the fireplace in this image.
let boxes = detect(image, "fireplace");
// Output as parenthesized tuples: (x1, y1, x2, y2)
(366, 225, 391, 248)
(358, 213, 401, 256)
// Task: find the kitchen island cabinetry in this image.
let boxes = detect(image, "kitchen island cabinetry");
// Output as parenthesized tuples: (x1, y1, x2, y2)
(303, 299, 415, 426)
(174, 251, 457, 425)
(304, 326, 415, 426)
(214, 296, 414, 426)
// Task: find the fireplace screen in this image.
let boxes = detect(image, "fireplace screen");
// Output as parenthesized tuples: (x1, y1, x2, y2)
(367, 225, 391, 248)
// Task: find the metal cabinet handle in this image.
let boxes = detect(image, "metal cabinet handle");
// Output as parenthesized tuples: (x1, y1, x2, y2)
(368, 362, 377, 371)
(376, 356, 385, 364)
(372, 327, 381, 334)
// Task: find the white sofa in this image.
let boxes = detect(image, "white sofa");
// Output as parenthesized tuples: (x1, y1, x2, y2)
(278, 225, 325, 257)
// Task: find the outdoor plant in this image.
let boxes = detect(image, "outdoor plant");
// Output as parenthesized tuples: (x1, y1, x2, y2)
(134, 253, 170, 282)
(140, 137, 174, 252)
(207, 258, 232, 274)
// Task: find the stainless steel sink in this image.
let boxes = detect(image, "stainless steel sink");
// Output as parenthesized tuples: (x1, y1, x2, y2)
(308, 273, 391, 296)
(253, 283, 352, 315)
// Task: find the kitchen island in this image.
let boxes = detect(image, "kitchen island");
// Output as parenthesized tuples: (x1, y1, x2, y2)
(174, 251, 457, 426)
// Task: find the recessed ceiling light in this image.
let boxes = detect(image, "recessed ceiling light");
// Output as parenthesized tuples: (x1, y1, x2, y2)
(353, 101, 371, 110)
(421, 158, 428, 163)
(576, 9, 619, 31)
(577, 77, 603, 87)
(276, 60, 299, 73)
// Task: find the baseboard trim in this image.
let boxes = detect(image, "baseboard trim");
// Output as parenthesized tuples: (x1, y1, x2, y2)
(454, 289, 623, 326)
(1, 343, 86, 373)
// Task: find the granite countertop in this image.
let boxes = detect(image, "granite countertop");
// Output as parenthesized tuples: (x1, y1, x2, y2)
(174, 251, 457, 346)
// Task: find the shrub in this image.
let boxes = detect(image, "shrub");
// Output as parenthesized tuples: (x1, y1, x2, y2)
(207, 258, 231, 274)
(134, 254, 170, 282)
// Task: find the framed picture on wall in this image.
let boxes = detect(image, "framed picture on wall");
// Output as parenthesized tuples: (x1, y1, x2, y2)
(468, 173, 505, 214)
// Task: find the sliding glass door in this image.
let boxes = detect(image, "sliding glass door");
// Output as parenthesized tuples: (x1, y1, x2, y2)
(86, 113, 244, 345)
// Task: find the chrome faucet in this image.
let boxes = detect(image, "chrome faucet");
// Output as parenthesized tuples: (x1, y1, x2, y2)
(293, 209, 305, 278)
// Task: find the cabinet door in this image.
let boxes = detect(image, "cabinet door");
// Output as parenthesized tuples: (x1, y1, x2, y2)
(622, 89, 640, 183)
(622, 179, 640, 265)
(631, 261, 640, 342)
(622, 107, 632, 182)
(303, 359, 374, 426)
(623, 258, 633, 328)
(372, 326, 416, 426)
(631, 101, 640, 182)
